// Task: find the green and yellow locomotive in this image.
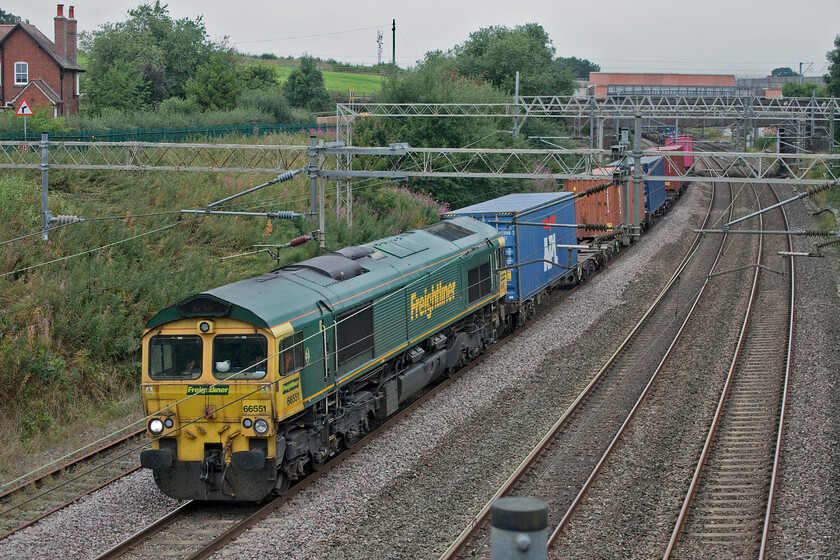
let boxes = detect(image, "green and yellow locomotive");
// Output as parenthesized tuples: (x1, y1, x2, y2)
(140, 217, 505, 500)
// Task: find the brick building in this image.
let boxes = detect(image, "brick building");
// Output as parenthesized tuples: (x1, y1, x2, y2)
(586, 73, 750, 99)
(0, 4, 84, 116)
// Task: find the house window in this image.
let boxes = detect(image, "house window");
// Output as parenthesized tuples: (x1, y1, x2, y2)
(14, 62, 28, 85)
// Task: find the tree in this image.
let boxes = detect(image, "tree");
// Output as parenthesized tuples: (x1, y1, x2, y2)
(82, 2, 219, 111)
(555, 56, 600, 79)
(239, 64, 278, 91)
(356, 51, 519, 207)
(0, 9, 21, 24)
(184, 51, 242, 110)
(825, 35, 840, 96)
(453, 24, 574, 96)
(782, 81, 827, 98)
(86, 60, 149, 111)
(281, 56, 333, 112)
(770, 67, 799, 78)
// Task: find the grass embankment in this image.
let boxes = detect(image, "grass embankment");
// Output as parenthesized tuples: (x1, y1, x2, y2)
(0, 130, 445, 483)
(268, 63, 385, 97)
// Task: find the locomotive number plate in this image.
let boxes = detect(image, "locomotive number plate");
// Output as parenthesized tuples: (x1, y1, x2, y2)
(242, 401, 269, 414)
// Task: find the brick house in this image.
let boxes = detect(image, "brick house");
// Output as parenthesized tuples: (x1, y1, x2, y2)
(0, 4, 84, 116)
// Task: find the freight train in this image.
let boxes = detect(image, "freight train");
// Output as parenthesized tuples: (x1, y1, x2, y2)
(140, 168, 681, 501)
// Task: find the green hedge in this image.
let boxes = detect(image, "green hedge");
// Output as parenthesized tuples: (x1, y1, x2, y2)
(0, 122, 336, 143)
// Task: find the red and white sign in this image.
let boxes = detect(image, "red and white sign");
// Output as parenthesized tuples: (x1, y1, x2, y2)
(15, 100, 34, 116)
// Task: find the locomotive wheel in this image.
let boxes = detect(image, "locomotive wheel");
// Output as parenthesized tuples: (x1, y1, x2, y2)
(274, 474, 290, 494)
(342, 430, 358, 449)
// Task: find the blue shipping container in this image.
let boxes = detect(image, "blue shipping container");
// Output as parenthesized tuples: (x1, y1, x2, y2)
(443, 193, 578, 303)
(609, 156, 667, 215)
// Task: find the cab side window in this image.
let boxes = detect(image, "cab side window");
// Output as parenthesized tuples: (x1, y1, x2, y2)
(279, 332, 303, 375)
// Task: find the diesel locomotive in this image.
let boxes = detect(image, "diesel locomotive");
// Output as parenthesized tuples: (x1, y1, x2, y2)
(140, 216, 508, 500)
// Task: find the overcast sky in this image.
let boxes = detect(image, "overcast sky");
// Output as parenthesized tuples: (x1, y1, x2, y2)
(8, 0, 840, 77)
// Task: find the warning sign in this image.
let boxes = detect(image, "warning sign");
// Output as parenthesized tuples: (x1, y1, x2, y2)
(15, 100, 34, 116)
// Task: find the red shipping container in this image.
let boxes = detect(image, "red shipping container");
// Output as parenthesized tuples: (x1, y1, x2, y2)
(650, 145, 685, 192)
(666, 135, 694, 168)
(564, 167, 644, 240)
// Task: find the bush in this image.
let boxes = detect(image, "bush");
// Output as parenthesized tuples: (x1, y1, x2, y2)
(237, 88, 294, 122)
(0, 107, 69, 134)
(68, 106, 279, 131)
(196, 107, 274, 126)
(158, 97, 201, 115)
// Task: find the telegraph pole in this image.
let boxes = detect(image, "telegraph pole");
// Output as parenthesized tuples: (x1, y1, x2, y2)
(392, 19, 396, 66)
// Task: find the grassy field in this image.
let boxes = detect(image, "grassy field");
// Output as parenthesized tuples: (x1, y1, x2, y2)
(268, 64, 385, 97)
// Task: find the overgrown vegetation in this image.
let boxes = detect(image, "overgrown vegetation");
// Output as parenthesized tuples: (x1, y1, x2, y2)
(75, 3, 334, 126)
(782, 82, 828, 98)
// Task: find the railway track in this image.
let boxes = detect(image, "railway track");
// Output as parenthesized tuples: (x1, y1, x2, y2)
(0, 428, 145, 541)
(442, 162, 735, 559)
(663, 182, 794, 559)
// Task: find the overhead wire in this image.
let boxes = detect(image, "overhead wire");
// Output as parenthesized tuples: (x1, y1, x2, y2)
(235, 24, 391, 44)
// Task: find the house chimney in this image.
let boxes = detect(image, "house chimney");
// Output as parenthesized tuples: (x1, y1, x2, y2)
(54, 4, 67, 59)
(66, 6, 77, 63)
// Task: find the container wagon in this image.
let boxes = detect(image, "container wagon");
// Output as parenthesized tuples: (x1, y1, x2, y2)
(443, 193, 578, 322)
(608, 156, 668, 223)
(564, 167, 644, 241)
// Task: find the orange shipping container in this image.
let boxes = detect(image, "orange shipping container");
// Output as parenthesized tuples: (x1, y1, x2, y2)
(564, 167, 644, 240)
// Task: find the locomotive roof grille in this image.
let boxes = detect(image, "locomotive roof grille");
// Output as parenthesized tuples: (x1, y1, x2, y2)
(423, 221, 474, 241)
(280, 254, 366, 281)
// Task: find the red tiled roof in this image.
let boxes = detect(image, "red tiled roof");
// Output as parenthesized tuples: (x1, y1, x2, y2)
(0, 23, 84, 72)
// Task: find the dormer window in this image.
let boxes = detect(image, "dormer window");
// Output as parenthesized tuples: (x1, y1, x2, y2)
(14, 62, 28, 85)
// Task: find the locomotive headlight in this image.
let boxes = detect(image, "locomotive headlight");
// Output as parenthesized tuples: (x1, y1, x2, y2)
(197, 320, 215, 333)
(242, 418, 253, 429)
(163, 418, 174, 429)
(253, 418, 269, 435)
(148, 418, 165, 435)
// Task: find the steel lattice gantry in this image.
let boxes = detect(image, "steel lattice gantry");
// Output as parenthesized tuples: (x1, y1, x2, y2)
(336, 96, 840, 122)
(4, 140, 838, 184)
(333, 95, 840, 217)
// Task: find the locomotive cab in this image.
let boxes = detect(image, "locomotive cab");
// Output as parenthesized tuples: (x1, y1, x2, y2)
(140, 315, 303, 501)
